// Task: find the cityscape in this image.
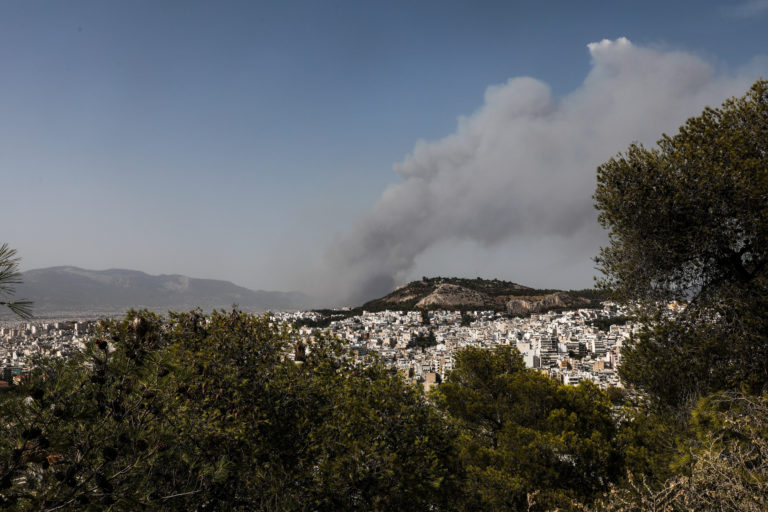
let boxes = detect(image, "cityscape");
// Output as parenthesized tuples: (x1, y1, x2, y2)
(2, 303, 635, 391)
(1, 2, 766, 509)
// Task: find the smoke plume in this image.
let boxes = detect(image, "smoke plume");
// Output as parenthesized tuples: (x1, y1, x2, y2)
(327, 38, 766, 304)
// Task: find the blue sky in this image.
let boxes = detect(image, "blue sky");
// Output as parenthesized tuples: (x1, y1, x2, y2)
(2, 1, 767, 303)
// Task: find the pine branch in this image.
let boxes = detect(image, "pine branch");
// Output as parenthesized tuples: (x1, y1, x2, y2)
(0, 300, 34, 319)
(0, 242, 23, 294)
(0, 243, 33, 318)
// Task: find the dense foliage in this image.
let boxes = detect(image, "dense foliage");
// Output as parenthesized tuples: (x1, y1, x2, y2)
(587, 315, 633, 332)
(0, 310, 465, 511)
(595, 79, 768, 406)
(407, 331, 437, 350)
(593, 392, 768, 512)
(433, 346, 621, 511)
(590, 79, 768, 510)
(2, 309, 645, 511)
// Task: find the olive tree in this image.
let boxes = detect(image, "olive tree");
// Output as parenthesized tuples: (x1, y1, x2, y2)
(594, 80, 768, 406)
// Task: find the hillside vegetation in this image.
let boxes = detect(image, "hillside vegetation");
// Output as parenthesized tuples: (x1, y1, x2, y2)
(361, 276, 602, 314)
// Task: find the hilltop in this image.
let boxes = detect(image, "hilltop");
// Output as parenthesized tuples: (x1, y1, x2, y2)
(296, 278, 604, 328)
(361, 277, 601, 314)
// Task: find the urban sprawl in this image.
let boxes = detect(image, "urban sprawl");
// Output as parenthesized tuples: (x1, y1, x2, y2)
(2, 303, 643, 391)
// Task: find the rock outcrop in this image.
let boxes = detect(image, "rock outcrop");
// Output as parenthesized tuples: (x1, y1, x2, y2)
(506, 292, 590, 315)
(359, 277, 600, 314)
(415, 284, 494, 309)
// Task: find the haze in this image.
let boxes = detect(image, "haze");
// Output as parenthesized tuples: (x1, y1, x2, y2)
(2, 1, 767, 305)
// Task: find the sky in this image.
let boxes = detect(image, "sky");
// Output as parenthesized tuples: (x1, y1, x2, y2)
(2, 0, 767, 305)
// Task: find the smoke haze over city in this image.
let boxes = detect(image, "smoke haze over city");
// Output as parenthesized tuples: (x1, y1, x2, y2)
(327, 37, 767, 303)
(1, 1, 767, 304)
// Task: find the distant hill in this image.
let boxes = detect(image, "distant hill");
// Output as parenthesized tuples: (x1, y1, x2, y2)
(360, 277, 603, 315)
(11, 267, 314, 316)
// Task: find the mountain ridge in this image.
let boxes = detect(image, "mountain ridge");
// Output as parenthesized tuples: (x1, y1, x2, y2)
(11, 266, 314, 316)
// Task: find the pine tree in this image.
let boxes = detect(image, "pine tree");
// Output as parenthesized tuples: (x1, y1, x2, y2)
(0, 243, 32, 319)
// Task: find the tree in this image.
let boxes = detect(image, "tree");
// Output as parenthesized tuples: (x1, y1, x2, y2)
(594, 80, 768, 407)
(0, 309, 463, 510)
(595, 392, 768, 512)
(407, 330, 437, 350)
(0, 311, 190, 510)
(433, 346, 621, 510)
(0, 243, 32, 318)
(160, 309, 463, 510)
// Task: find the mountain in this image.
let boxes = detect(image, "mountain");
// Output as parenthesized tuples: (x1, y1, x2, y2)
(360, 277, 602, 315)
(13, 267, 314, 316)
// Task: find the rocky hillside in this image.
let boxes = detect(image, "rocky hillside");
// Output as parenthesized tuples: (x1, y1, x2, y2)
(360, 277, 600, 315)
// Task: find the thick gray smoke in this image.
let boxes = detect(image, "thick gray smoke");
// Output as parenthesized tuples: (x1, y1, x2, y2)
(327, 38, 766, 304)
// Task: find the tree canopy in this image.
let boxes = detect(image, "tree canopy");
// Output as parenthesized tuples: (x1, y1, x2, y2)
(1, 310, 634, 511)
(594, 79, 768, 406)
(0, 310, 464, 510)
(595, 79, 767, 306)
(589, 78, 768, 511)
(433, 346, 621, 511)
